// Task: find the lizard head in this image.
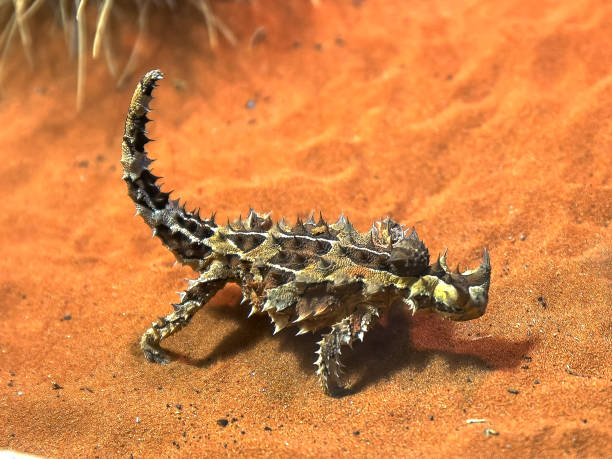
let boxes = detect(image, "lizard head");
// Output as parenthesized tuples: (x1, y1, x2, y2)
(403, 249, 491, 321)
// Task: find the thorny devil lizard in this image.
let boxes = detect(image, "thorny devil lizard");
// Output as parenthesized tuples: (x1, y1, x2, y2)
(121, 70, 492, 395)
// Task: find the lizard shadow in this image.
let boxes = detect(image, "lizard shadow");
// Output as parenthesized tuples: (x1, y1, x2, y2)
(178, 291, 535, 394)
(277, 306, 537, 396)
(130, 302, 267, 367)
(184, 301, 273, 369)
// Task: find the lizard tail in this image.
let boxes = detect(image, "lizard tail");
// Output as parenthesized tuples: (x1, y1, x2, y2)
(121, 69, 216, 269)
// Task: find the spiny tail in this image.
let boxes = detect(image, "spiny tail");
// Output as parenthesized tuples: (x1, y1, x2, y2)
(121, 69, 216, 269)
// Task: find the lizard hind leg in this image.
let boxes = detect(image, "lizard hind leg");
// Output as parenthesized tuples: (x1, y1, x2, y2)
(140, 274, 227, 364)
(315, 308, 379, 395)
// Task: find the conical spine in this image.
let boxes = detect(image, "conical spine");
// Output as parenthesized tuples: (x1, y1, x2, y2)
(121, 70, 215, 267)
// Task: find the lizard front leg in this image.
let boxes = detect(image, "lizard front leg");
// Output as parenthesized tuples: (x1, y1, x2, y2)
(314, 307, 380, 395)
(140, 264, 229, 364)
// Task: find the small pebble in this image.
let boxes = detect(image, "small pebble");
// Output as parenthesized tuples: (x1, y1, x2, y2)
(466, 419, 486, 424)
(217, 419, 229, 427)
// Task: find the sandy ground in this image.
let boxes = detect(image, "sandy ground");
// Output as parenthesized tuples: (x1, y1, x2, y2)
(0, 0, 610, 457)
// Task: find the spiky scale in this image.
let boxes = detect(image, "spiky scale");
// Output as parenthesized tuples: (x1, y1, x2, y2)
(123, 70, 492, 397)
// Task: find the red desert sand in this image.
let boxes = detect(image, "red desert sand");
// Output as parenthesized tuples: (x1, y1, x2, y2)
(0, 1, 610, 457)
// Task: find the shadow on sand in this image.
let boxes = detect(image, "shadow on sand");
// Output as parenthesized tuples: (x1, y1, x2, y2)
(160, 290, 534, 395)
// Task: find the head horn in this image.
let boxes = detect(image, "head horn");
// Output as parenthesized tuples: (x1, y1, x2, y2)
(438, 249, 449, 272)
(463, 248, 491, 286)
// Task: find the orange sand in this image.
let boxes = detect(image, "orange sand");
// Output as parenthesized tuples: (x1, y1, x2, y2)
(0, 1, 610, 457)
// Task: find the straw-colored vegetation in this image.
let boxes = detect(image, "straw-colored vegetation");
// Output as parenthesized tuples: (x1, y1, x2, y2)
(0, 0, 239, 109)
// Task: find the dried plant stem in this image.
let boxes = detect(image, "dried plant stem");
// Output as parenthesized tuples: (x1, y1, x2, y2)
(20, 0, 44, 21)
(92, 0, 113, 58)
(117, 0, 149, 88)
(0, 12, 17, 88)
(101, 25, 116, 77)
(13, 0, 44, 66)
(214, 11, 236, 46)
(191, 0, 236, 49)
(58, 0, 71, 46)
(76, 0, 88, 110)
(14, 0, 33, 65)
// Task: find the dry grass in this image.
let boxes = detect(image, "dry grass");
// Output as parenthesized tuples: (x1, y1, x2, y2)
(0, 0, 242, 109)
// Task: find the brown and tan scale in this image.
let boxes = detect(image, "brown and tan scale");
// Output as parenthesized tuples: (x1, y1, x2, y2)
(121, 70, 492, 395)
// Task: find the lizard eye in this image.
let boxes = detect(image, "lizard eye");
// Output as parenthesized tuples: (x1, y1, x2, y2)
(408, 250, 491, 321)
